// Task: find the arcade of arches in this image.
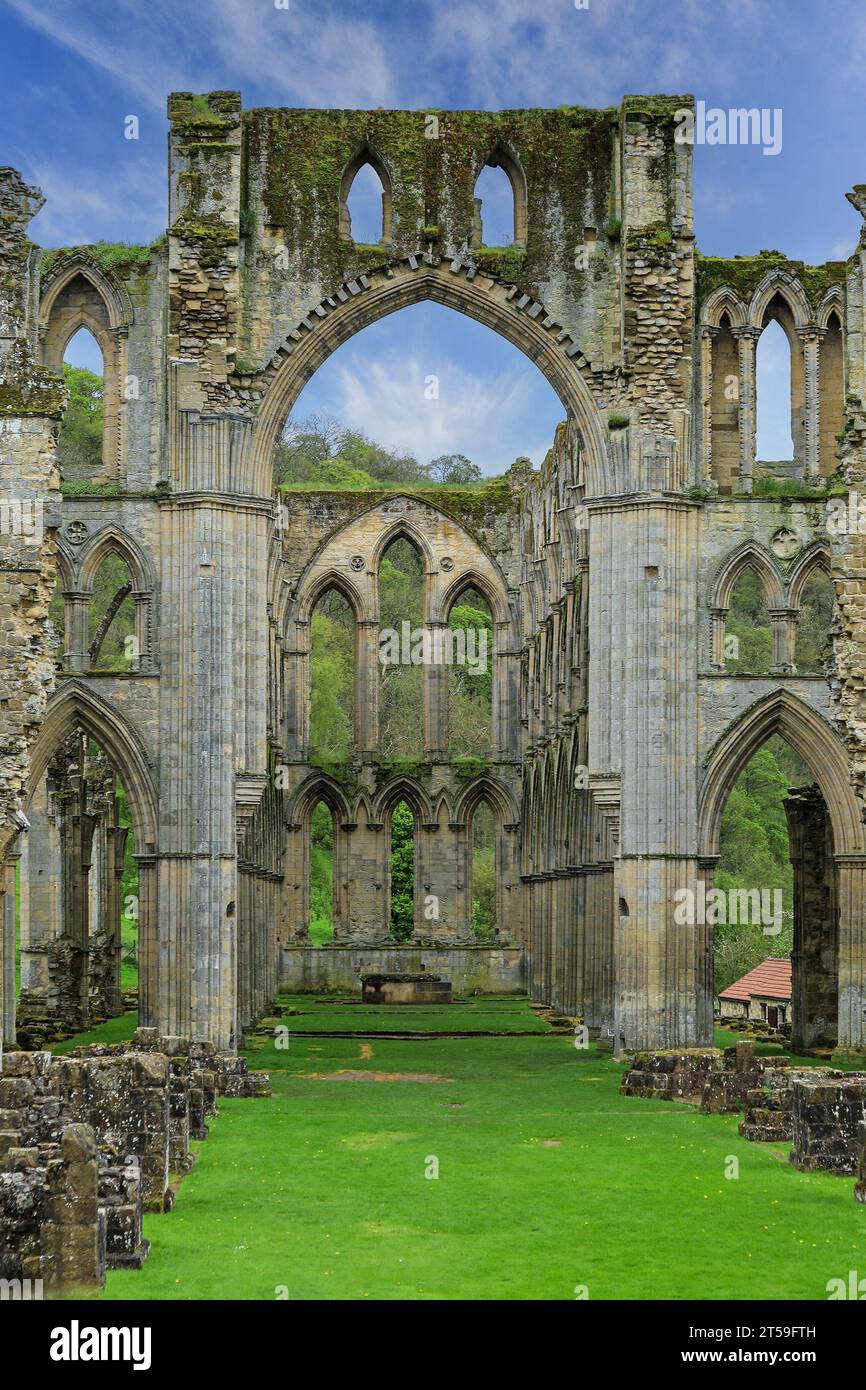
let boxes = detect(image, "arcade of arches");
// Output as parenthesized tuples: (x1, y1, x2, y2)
(3, 94, 866, 1065)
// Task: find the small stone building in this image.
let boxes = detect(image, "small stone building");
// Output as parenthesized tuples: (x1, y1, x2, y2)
(718, 958, 792, 1029)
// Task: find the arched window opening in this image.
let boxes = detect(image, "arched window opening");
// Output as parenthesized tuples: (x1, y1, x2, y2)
(794, 568, 833, 673)
(339, 150, 392, 245)
(378, 537, 424, 758)
(389, 799, 415, 942)
(819, 310, 844, 477)
(87, 553, 136, 672)
(276, 300, 564, 481)
(309, 587, 355, 759)
(447, 585, 493, 756)
(714, 733, 837, 1050)
(309, 799, 335, 946)
(710, 311, 739, 493)
(470, 800, 496, 943)
(756, 301, 798, 465)
(472, 150, 526, 249)
(16, 732, 139, 1038)
(724, 567, 773, 674)
(58, 327, 104, 479)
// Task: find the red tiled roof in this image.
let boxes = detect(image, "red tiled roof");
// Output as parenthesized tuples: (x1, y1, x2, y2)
(719, 958, 791, 1003)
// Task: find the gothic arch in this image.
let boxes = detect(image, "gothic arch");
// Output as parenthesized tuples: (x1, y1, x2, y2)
(816, 285, 844, 331)
(709, 540, 786, 611)
(77, 525, 155, 594)
(701, 285, 748, 329)
(338, 143, 393, 244)
(39, 252, 134, 338)
(787, 541, 832, 609)
(748, 268, 811, 332)
(296, 569, 366, 625)
(454, 775, 519, 827)
(473, 144, 528, 249)
(27, 682, 158, 851)
(699, 690, 864, 858)
(435, 566, 510, 628)
(245, 260, 609, 498)
(372, 515, 435, 574)
(287, 772, 353, 829)
(374, 777, 434, 824)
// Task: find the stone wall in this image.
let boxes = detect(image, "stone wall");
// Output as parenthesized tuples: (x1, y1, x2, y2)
(280, 944, 524, 996)
(0, 1038, 268, 1289)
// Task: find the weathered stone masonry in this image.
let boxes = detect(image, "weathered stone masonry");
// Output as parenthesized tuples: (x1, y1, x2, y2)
(1, 93, 866, 1059)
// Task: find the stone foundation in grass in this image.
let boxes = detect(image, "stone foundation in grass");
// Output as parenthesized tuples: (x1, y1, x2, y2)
(790, 1075, 866, 1175)
(0, 1037, 270, 1290)
(619, 1049, 723, 1103)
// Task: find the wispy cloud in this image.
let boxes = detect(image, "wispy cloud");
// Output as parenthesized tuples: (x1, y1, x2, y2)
(4, 0, 396, 111)
(297, 343, 562, 473)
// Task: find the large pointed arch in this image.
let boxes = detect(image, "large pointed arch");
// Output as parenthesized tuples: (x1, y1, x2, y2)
(699, 690, 864, 858)
(245, 261, 609, 498)
(26, 682, 158, 851)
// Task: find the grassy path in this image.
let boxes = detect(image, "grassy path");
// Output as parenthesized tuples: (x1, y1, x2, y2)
(79, 997, 866, 1300)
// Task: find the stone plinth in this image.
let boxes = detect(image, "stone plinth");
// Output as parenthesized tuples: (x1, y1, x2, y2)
(361, 973, 452, 1005)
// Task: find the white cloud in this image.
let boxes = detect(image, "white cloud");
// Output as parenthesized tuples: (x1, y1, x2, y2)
(299, 347, 562, 474)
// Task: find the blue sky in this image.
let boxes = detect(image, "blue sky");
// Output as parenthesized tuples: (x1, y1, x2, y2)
(4, 0, 862, 470)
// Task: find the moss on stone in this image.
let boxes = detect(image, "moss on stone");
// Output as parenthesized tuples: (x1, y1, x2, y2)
(241, 104, 618, 297)
(696, 249, 848, 313)
(40, 240, 158, 280)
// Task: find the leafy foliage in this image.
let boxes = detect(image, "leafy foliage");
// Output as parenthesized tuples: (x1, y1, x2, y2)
(58, 363, 103, 475)
(390, 801, 415, 941)
(277, 414, 430, 488)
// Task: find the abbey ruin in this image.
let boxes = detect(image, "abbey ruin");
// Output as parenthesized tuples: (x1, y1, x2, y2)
(2, 90, 865, 1067)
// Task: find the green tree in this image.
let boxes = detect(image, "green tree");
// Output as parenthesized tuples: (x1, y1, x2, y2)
(724, 568, 773, 674)
(309, 606, 353, 759)
(794, 570, 834, 673)
(58, 363, 103, 475)
(428, 453, 482, 485)
(390, 801, 415, 940)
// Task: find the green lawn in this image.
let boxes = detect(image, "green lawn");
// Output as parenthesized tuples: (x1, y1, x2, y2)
(54, 996, 862, 1301)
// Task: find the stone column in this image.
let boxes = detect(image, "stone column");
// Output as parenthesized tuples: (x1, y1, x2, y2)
(355, 620, 380, 757)
(700, 325, 716, 483)
(64, 592, 90, 673)
(415, 807, 473, 944)
(1, 841, 21, 1048)
(835, 855, 866, 1057)
(800, 328, 823, 480)
(424, 621, 449, 760)
(769, 608, 798, 673)
(785, 786, 838, 1050)
(709, 606, 728, 670)
(733, 327, 759, 493)
(588, 495, 704, 1052)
